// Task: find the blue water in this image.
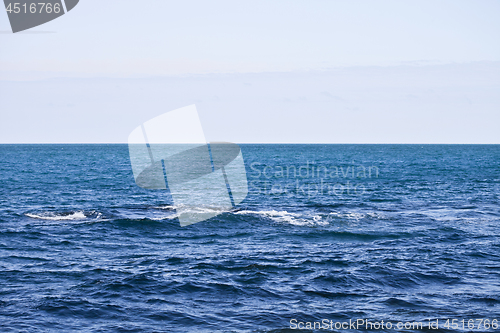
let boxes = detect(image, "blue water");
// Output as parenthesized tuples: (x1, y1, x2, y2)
(1, 144, 499, 332)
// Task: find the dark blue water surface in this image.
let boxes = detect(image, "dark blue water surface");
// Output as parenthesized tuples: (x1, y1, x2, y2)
(1, 144, 499, 332)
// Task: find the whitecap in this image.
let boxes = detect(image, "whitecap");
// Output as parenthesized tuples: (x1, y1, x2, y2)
(150, 205, 233, 220)
(26, 211, 87, 221)
(235, 210, 328, 226)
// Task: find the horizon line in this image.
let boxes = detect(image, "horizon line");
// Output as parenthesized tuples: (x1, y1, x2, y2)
(1, 143, 499, 145)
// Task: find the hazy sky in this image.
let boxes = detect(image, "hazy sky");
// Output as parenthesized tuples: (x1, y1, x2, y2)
(0, 0, 499, 143)
(1, 0, 499, 76)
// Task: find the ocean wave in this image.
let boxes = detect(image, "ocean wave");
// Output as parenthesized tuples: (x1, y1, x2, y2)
(26, 211, 87, 221)
(149, 205, 235, 221)
(235, 209, 327, 226)
(130, 204, 387, 226)
(153, 205, 176, 210)
(25, 211, 102, 221)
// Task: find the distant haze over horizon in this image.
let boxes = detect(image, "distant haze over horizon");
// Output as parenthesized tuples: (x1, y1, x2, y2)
(0, 0, 499, 143)
(1, 62, 499, 144)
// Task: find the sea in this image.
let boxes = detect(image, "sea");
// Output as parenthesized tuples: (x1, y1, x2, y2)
(0, 144, 499, 332)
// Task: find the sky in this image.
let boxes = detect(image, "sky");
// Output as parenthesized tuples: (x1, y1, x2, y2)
(0, 0, 499, 143)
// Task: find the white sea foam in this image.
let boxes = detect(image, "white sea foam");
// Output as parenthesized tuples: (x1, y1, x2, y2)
(26, 211, 87, 221)
(154, 205, 177, 210)
(234, 209, 387, 226)
(150, 205, 232, 220)
(235, 210, 328, 226)
(150, 215, 179, 221)
(326, 211, 366, 221)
